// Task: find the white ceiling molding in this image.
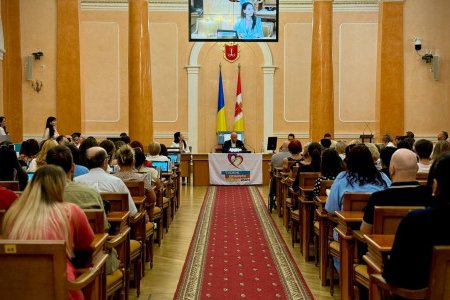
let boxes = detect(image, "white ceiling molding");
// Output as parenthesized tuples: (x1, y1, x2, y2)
(81, 0, 379, 12)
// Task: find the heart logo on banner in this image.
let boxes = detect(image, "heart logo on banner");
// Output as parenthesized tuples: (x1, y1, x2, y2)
(228, 153, 244, 168)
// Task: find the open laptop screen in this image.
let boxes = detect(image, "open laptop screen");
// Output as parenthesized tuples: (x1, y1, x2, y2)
(151, 160, 170, 173)
(168, 154, 180, 164)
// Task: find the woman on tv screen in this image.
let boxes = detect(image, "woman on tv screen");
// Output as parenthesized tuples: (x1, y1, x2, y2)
(234, 2, 263, 39)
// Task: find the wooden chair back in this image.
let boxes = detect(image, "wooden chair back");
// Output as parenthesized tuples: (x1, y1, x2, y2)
(373, 206, 425, 234)
(84, 209, 106, 233)
(416, 172, 428, 180)
(124, 180, 145, 197)
(100, 192, 129, 212)
(299, 172, 321, 189)
(429, 245, 450, 299)
(0, 240, 67, 299)
(370, 245, 450, 300)
(105, 227, 130, 299)
(342, 192, 372, 211)
(319, 179, 334, 196)
(0, 181, 19, 191)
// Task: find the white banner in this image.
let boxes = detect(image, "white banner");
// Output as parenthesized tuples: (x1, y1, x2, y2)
(208, 153, 263, 185)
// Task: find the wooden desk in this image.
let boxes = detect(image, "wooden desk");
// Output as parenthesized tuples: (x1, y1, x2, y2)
(132, 196, 146, 209)
(300, 186, 315, 261)
(193, 154, 209, 186)
(180, 154, 191, 181)
(335, 210, 364, 300)
(363, 234, 394, 274)
(314, 195, 329, 285)
(192, 153, 272, 186)
(107, 211, 130, 235)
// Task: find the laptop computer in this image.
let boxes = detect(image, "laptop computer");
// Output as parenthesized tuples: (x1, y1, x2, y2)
(151, 160, 170, 173)
(168, 153, 180, 164)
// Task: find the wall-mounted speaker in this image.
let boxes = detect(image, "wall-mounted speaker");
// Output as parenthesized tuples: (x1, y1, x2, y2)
(25, 55, 33, 81)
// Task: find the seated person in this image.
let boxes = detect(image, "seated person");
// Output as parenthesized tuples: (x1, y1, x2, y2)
(170, 131, 190, 153)
(222, 132, 247, 153)
(0, 143, 28, 191)
(0, 185, 17, 210)
(383, 153, 450, 290)
(234, 2, 263, 39)
(312, 149, 344, 198)
(414, 139, 433, 173)
(360, 149, 432, 234)
(2, 165, 95, 300)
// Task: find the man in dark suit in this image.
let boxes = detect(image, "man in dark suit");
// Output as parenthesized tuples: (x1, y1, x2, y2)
(222, 132, 246, 153)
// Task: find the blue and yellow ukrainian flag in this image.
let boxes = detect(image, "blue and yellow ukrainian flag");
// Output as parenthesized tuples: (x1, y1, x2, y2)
(216, 69, 227, 132)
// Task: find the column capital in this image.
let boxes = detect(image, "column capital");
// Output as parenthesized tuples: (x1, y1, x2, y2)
(261, 66, 277, 75)
(185, 65, 201, 74)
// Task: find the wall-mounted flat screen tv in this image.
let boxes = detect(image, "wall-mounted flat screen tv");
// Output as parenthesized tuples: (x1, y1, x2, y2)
(189, 0, 279, 42)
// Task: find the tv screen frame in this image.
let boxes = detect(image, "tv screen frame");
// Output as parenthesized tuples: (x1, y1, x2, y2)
(189, 0, 279, 42)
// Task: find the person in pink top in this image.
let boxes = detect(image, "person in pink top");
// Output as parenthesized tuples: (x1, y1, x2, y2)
(2, 165, 94, 300)
(0, 186, 17, 210)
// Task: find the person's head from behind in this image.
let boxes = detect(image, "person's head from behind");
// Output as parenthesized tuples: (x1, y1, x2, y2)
(429, 153, 450, 202)
(320, 138, 331, 149)
(2, 165, 72, 254)
(99, 139, 116, 165)
(280, 140, 290, 152)
(437, 131, 448, 141)
(120, 134, 131, 144)
(86, 147, 108, 170)
(0, 144, 21, 180)
(432, 140, 450, 161)
(365, 143, 380, 163)
(389, 149, 418, 181)
(130, 140, 144, 151)
(335, 141, 346, 155)
(148, 142, 161, 156)
(414, 139, 433, 160)
(288, 133, 295, 142)
(382, 134, 393, 145)
(308, 142, 322, 171)
(116, 145, 135, 168)
(406, 131, 415, 139)
(79, 136, 98, 166)
(46, 145, 74, 176)
(36, 139, 58, 165)
(134, 147, 146, 169)
(56, 135, 70, 146)
(160, 144, 168, 157)
(288, 140, 302, 155)
(321, 149, 344, 178)
(380, 146, 397, 169)
(324, 133, 332, 140)
(346, 144, 386, 186)
(20, 139, 40, 159)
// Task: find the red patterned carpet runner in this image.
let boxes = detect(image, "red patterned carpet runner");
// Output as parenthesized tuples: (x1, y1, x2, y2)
(174, 186, 314, 300)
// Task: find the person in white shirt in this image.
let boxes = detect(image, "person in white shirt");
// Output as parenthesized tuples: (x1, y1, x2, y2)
(170, 131, 190, 153)
(414, 139, 433, 173)
(0, 116, 7, 135)
(42, 116, 59, 140)
(74, 146, 137, 215)
(147, 142, 170, 162)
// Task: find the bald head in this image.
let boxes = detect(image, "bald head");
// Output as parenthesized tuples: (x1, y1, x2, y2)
(230, 132, 238, 143)
(86, 146, 108, 170)
(280, 141, 290, 152)
(389, 148, 418, 182)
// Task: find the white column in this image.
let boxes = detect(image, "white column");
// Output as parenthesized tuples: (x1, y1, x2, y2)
(262, 66, 276, 153)
(186, 65, 200, 152)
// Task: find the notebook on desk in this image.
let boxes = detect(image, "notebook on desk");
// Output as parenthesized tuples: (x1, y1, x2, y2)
(151, 160, 170, 173)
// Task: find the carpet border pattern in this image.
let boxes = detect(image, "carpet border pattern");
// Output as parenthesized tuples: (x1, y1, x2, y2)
(175, 186, 314, 300)
(248, 186, 314, 299)
(174, 187, 216, 300)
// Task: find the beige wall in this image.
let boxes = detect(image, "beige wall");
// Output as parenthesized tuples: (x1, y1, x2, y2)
(2, 0, 449, 150)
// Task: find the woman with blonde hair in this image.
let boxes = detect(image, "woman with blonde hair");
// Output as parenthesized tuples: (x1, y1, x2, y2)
(431, 140, 450, 162)
(27, 139, 58, 172)
(2, 165, 94, 300)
